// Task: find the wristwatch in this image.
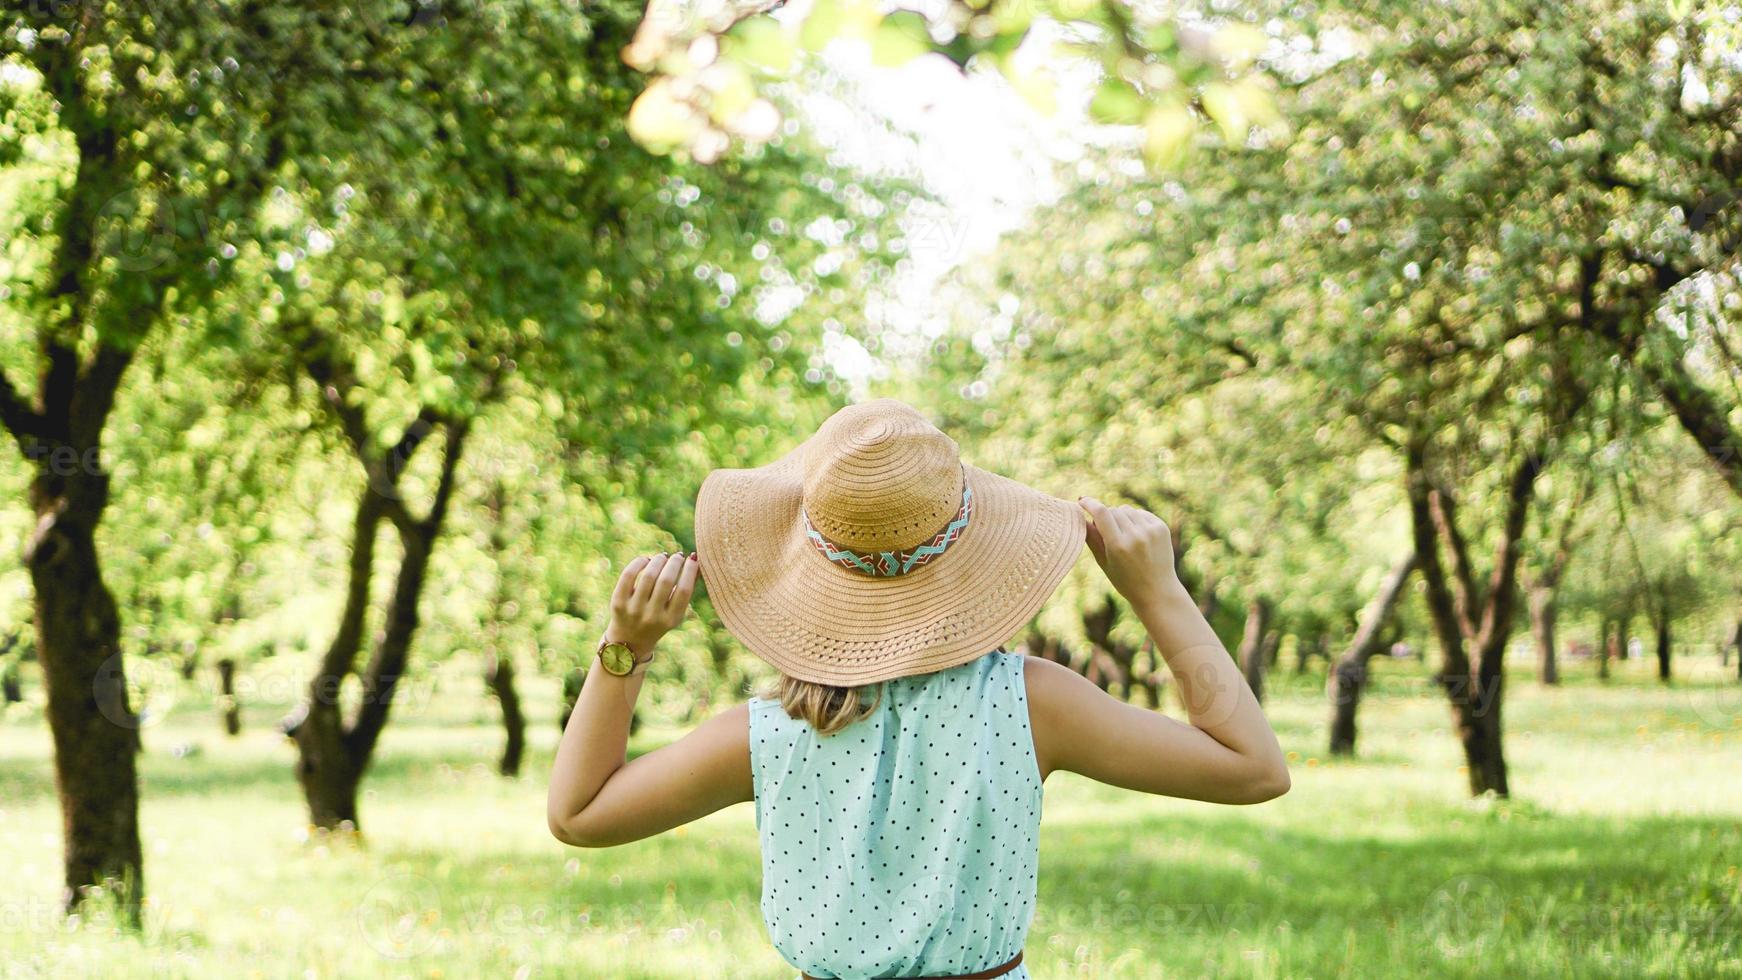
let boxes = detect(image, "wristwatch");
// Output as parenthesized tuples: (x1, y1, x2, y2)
(596, 636, 652, 677)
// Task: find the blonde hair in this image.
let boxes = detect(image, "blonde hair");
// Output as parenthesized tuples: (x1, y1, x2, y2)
(760, 674, 883, 736)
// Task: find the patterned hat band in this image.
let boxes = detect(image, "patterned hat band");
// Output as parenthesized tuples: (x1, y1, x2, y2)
(803, 485, 974, 578)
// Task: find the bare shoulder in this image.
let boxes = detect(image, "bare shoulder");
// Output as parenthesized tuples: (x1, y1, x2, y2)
(1023, 653, 1104, 713)
(1022, 655, 1109, 777)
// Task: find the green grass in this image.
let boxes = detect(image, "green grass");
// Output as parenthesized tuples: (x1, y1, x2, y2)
(2, 651, 1739, 978)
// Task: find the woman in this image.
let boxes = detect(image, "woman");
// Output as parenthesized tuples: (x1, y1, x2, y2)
(548, 400, 1289, 979)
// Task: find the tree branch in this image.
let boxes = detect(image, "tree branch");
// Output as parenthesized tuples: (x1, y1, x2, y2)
(1406, 441, 1471, 680)
(68, 343, 134, 448)
(1427, 485, 1481, 642)
(0, 371, 46, 449)
(1470, 449, 1546, 669)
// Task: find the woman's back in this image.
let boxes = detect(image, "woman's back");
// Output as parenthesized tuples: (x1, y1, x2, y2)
(549, 402, 1288, 977)
(750, 649, 1039, 979)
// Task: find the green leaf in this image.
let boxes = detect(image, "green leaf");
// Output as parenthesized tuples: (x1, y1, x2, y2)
(871, 12, 932, 67)
(990, 1, 1033, 37)
(1143, 101, 1194, 170)
(801, 0, 880, 51)
(800, 0, 845, 52)
(984, 25, 1029, 59)
(627, 80, 699, 149)
(707, 63, 757, 124)
(1200, 82, 1247, 143)
(1143, 23, 1177, 55)
(1089, 77, 1146, 125)
(726, 16, 797, 75)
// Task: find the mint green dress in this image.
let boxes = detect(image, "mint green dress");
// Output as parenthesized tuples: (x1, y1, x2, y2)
(748, 649, 1040, 979)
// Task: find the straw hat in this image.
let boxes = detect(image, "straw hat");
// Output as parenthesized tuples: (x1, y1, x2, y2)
(695, 399, 1085, 686)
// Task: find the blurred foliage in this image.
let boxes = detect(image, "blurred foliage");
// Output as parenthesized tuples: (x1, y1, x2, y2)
(0, 0, 912, 746)
(622, 0, 1281, 169)
(0, 0, 1734, 781)
(921, 0, 1742, 657)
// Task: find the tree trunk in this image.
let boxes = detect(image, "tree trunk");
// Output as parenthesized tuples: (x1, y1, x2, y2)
(485, 653, 525, 777)
(289, 488, 383, 833)
(1195, 573, 1220, 622)
(1451, 680, 1508, 796)
(28, 460, 145, 920)
(1599, 618, 1617, 680)
(1734, 619, 1742, 680)
(0, 332, 145, 919)
(288, 413, 467, 832)
(297, 524, 442, 831)
(1136, 639, 1164, 708)
(702, 603, 733, 681)
(1528, 586, 1559, 686)
(1328, 552, 1417, 756)
(294, 699, 362, 829)
(1032, 629, 1076, 666)
(560, 666, 585, 731)
(1655, 616, 1672, 682)
(1407, 440, 1546, 799)
(1237, 598, 1271, 704)
(1083, 597, 1139, 700)
(216, 657, 241, 736)
(481, 481, 526, 777)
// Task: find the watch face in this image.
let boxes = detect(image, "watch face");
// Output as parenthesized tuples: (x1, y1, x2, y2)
(600, 642, 637, 676)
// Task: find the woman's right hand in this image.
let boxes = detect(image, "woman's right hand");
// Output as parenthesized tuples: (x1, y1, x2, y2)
(1029, 496, 1289, 805)
(1078, 497, 1181, 610)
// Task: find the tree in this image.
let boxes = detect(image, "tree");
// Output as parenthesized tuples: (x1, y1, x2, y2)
(1522, 471, 1595, 686)
(255, 1, 890, 830)
(1327, 551, 1416, 755)
(925, 0, 1742, 795)
(0, 3, 376, 915)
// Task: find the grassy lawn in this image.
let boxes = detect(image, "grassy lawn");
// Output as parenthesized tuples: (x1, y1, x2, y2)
(1, 651, 1738, 978)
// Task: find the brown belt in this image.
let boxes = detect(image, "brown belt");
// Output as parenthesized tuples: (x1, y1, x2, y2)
(802, 950, 1023, 980)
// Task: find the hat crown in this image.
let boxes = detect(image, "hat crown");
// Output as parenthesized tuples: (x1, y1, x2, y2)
(803, 400, 963, 553)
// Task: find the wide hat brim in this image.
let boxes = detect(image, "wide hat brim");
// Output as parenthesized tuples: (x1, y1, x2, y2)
(695, 437, 1086, 686)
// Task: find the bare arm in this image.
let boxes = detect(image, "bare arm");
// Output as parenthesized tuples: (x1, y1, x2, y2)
(547, 552, 752, 847)
(1026, 499, 1289, 805)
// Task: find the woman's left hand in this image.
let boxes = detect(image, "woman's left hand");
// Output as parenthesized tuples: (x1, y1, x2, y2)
(602, 552, 700, 657)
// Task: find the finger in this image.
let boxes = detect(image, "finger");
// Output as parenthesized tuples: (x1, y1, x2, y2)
(1090, 499, 1129, 538)
(1085, 519, 1107, 565)
(1079, 496, 1114, 531)
(632, 553, 670, 601)
(652, 550, 687, 605)
(611, 556, 651, 609)
(1106, 505, 1131, 534)
(667, 552, 701, 609)
(1081, 496, 1125, 547)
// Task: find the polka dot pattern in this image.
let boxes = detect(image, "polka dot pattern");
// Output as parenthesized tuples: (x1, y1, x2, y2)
(749, 650, 1042, 980)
